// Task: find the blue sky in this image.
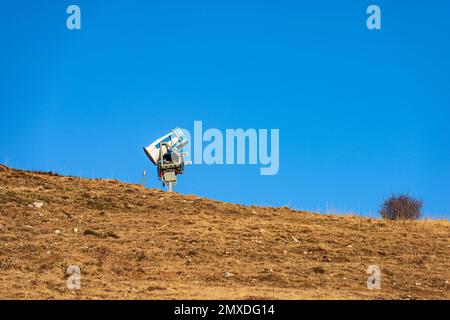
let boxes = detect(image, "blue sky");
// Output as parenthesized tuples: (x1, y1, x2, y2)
(1, 1, 449, 218)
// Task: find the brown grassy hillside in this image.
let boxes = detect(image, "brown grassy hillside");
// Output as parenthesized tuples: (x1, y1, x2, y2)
(0, 165, 449, 299)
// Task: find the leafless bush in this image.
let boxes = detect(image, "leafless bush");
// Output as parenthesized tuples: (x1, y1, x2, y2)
(380, 194, 422, 220)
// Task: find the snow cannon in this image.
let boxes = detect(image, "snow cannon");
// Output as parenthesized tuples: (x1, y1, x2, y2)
(143, 127, 191, 192)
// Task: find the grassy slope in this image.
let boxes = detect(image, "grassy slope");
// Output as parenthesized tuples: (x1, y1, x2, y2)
(0, 165, 449, 299)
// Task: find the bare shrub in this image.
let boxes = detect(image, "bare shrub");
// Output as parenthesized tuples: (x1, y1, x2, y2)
(380, 194, 422, 220)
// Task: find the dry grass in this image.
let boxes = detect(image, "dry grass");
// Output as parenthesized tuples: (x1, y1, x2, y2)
(0, 165, 449, 300)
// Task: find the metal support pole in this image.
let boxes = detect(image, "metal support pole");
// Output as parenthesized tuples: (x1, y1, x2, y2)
(142, 170, 147, 187)
(167, 182, 173, 192)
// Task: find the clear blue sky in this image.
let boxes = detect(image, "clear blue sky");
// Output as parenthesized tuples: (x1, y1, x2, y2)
(1, 1, 449, 218)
